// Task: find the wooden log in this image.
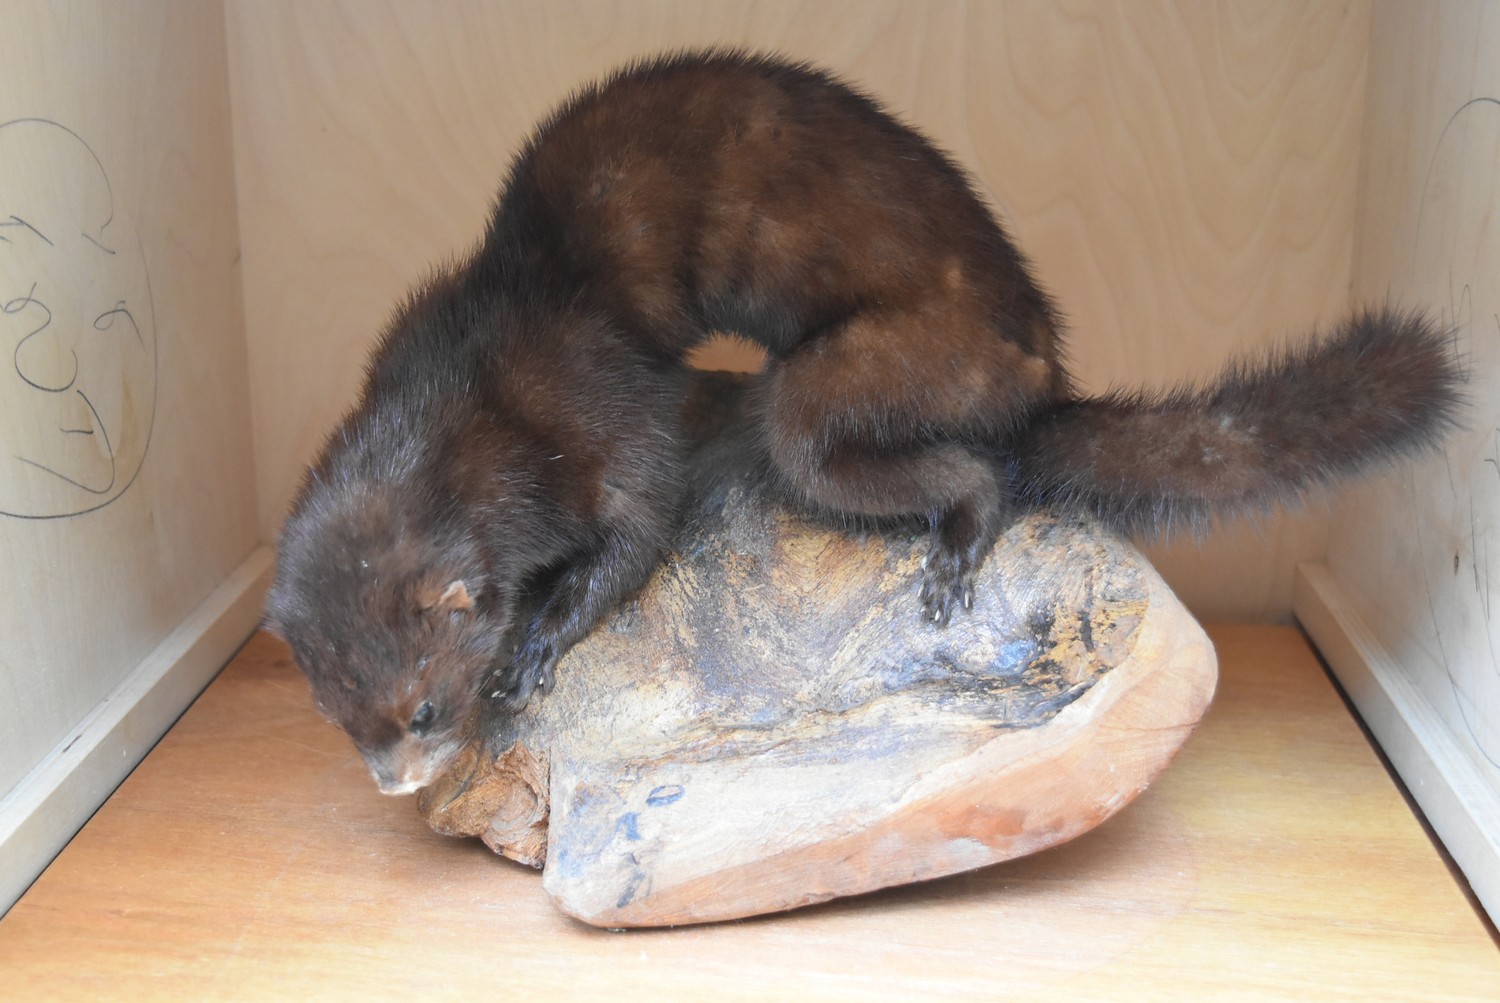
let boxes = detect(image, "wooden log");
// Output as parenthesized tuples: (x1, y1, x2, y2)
(417, 375, 1217, 927)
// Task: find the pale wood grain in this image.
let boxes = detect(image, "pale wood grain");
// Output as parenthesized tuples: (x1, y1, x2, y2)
(1, 625, 1494, 1000)
(226, 0, 1370, 622)
(0, 0, 259, 835)
(1312, 0, 1500, 924)
(0, 548, 272, 914)
(1298, 563, 1500, 926)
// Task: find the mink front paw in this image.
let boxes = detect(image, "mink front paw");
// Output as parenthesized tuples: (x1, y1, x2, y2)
(490, 633, 559, 713)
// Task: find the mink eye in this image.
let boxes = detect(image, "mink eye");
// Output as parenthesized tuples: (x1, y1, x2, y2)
(409, 701, 436, 735)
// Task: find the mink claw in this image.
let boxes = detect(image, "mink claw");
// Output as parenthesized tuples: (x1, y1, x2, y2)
(495, 674, 539, 713)
(491, 630, 561, 712)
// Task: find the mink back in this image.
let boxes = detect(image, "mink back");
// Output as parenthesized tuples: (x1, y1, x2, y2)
(474, 49, 1068, 386)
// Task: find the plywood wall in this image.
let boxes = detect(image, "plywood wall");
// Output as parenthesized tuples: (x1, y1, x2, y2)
(0, 0, 262, 902)
(228, 0, 1370, 623)
(1310, 0, 1500, 923)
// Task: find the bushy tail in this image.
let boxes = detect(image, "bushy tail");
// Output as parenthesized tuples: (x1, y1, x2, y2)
(1013, 308, 1464, 535)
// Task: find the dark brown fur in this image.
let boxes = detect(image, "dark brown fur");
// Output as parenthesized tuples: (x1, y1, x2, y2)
(266, 51, 1461, 794)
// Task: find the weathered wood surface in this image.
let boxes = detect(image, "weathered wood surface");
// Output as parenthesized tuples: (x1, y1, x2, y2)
(418, 377, 1218, 927)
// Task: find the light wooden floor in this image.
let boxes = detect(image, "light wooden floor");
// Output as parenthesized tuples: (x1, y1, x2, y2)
(1, 625, 1495, 1000)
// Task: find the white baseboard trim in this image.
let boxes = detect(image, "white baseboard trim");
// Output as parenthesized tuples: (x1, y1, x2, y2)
(1294, 562, 1499, 925)
(0, 545, 275, 915)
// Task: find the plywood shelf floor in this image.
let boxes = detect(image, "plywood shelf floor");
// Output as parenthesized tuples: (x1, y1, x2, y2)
(1, 625, 1495, 1000)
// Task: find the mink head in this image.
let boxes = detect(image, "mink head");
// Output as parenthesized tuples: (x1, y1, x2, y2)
(266, 480, 513, 795)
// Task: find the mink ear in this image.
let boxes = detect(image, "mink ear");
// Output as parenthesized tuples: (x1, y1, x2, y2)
(416, 578, 475, 614)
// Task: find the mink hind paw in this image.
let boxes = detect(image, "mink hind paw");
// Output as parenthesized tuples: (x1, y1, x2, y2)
(489, 636, 559, 712)
(918, 543, 978, 627)
(919, 498, 1000, 626)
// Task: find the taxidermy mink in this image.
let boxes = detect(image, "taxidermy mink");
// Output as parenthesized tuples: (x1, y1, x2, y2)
(265, 50, 1461, 795)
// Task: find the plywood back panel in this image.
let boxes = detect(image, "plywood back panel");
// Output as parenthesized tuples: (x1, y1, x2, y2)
(1319, 0, 1500, 920)
(228, 0, 1368, 621)
(0, 2, 259, 797)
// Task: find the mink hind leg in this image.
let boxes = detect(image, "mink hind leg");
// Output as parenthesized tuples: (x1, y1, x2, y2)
(751, 370, 1015, 625)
